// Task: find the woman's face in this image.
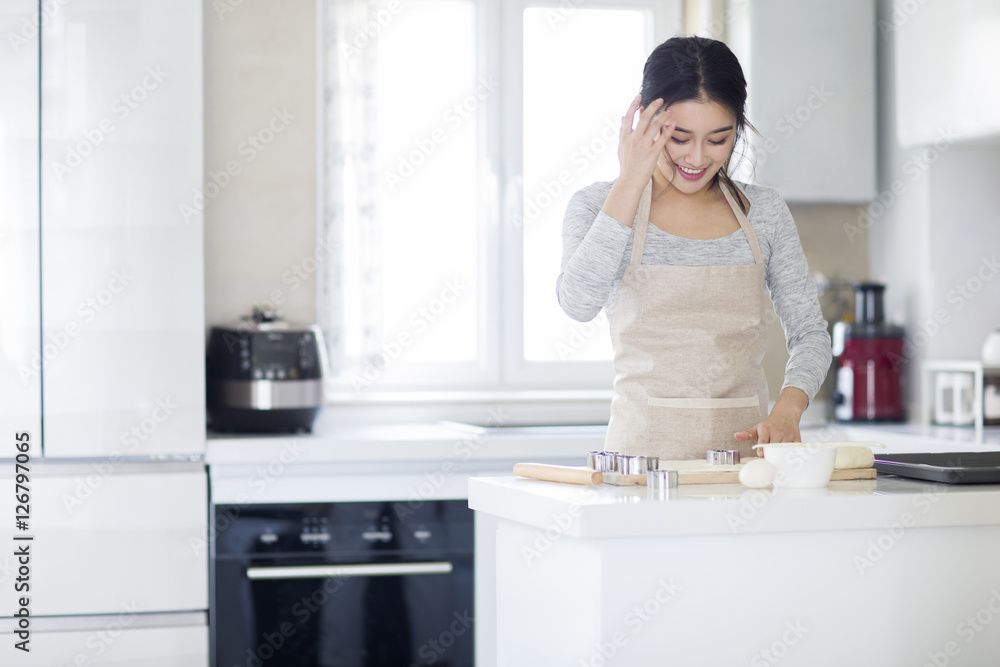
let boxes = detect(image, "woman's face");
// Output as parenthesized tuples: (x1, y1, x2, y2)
(654, 99, 737, 196)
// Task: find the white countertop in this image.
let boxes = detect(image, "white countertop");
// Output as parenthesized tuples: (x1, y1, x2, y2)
(839, 422, 1000, 450)
(468, 474, 1000, 538)
(205, 417, 604, 465)
(205, 415, 1000, 466)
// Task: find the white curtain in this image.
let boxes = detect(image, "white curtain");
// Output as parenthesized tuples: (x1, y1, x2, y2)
(318, 0, 385, 383)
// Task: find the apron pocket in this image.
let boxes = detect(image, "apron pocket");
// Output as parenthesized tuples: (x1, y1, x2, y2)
(646, 396, 762, 459)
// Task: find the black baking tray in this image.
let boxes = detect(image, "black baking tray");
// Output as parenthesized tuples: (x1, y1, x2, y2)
(873, 452, 1000, 484)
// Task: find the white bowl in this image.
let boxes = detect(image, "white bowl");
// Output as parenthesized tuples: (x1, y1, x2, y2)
(761, 445, 836, 489)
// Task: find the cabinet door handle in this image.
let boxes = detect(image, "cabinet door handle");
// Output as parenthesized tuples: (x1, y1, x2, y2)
(246, 561, 454, 580)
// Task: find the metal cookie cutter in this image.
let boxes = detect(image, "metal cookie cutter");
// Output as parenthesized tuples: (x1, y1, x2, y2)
(587, 451, 618, 473)
(647, 469, 678, 500)
(617, 455, 659, 475)
(707, 449, 741, 465)
(588, 452, 660, 475)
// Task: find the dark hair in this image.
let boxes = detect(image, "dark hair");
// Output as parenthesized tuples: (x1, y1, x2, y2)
(640, 35, 755, 210)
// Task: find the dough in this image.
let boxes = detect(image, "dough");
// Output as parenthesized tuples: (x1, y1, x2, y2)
(739, 458, 776, 488)
(834, 446, 875, 469)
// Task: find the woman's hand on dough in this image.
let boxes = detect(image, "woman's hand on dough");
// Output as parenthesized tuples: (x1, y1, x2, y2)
(616, 95, 674, 190)
(734, 409, 803, 449)
(735, 387, 808, 451)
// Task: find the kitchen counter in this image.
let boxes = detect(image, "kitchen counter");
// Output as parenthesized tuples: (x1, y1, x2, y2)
(204, 417, 1000, 527)
(205, 415, 1000, 466)
(203, 417, 1000, 509)
(471, 474, 1000, 666)
(840, 422, 1000, 450)
(205, 419, 603, 505)
(206, 419, 1000, 666)
(205, 416, 604, 465)
(468, 474, 1000, 537)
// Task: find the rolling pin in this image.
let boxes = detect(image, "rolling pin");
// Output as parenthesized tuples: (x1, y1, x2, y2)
(513, 463, 603, 485)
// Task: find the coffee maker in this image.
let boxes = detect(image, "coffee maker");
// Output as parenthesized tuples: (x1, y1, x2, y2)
(832, 283, 905, 422)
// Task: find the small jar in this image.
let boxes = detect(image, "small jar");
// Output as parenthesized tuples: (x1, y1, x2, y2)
(983, 330, 1000, 366)
(985, 374, 1000, 427)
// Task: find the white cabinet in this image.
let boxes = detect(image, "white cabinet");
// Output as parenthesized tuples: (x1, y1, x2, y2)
(895, 0, 1000, 147)
(0, 2, 42, 459)
(0, 465, 208, 617)
(741, 0, 876, 202)
(1, 621, 208, 666)
(40, 0, 205, 457)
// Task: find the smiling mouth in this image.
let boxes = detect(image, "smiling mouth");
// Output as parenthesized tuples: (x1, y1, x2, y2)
(676, 164, 707, 175)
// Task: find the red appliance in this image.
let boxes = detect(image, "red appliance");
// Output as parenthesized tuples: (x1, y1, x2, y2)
(833, 283, 905, 422)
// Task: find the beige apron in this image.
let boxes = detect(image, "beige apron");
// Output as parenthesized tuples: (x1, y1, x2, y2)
(605, 178, 769, 460)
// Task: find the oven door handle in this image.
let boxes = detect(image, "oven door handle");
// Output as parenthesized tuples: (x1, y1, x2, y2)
(245, 561, 454, 580)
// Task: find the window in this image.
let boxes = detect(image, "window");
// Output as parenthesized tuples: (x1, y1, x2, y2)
(319, 0, 680, 397)
(520, 6, 654, 366)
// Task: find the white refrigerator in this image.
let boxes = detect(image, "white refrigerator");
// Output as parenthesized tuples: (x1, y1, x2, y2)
(0, 1, 208, 663)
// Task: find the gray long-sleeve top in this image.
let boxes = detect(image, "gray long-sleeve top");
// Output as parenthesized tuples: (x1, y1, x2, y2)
(557, 179, 832, 401)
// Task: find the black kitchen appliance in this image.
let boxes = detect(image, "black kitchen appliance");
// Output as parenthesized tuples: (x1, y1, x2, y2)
(873, 451, 1000, 484)
(211, 500, 474, 667)
(832, 283, 905, 422)
(207, 308, 327, 433)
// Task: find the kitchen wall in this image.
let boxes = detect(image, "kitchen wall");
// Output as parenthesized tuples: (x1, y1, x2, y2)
(203, 0, 317, 329)
(870, 0, 1000, 417)
(202, 0, 866, 406)
(926, 146, 1000, 358)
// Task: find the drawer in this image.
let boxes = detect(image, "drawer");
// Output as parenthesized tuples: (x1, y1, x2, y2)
(0, 613, 207, 666)
(0, 464, 207, 616)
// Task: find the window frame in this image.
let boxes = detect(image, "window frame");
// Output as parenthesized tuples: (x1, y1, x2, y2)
(318, 0, 682, 404)
(499, 0, 681, 389)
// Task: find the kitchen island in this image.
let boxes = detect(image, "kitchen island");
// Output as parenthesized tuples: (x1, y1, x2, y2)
(469, 474, 1000, 666)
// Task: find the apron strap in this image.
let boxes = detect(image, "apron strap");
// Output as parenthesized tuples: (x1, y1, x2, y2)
(719, 179, 763, 265)
(628, 180, 653, 266)
(629, 178, 763, 266)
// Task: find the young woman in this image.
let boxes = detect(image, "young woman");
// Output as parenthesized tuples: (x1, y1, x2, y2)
(557, 36, 832, 460)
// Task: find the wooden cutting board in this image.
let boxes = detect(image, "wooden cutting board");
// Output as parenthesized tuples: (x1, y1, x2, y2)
(604, 459, 876, 486)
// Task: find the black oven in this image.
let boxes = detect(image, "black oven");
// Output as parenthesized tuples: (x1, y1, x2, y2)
(211, 499, 474, 667)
